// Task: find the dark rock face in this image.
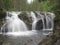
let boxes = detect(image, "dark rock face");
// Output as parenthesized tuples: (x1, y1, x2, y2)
(36, 20, 43, 30)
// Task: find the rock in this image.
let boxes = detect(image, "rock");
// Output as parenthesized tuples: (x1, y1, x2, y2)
(55, 39, 60, 45)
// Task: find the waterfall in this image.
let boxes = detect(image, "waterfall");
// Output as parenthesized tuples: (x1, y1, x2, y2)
(27, 11, 55, 32)
(35, 12, 45, 30)
(43, 12, 55, 31)
(29, 11, 55, 35)
(0, 11, 55, 45)
(1, 11, 28, 33)
(30, 11, 38, 30)
(0, 11, 55, 35)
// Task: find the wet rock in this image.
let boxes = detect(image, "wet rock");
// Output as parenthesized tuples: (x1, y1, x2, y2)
(36, 20, 43, 30)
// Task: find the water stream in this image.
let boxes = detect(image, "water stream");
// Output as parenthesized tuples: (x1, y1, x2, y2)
(0, 11, 55, 45)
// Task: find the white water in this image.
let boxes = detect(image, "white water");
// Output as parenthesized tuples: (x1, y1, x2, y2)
(30, 11, 38, 30)
(27, 11, 55, 35)
(43, 12, 55, 30)
(1, 11, 28, 32)
(0, 11, 55, 45)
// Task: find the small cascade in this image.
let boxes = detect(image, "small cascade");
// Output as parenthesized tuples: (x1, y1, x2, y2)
(35, 12, 45, 30)
(27, 11, 55, 31)
(43, 12, 55, 31)
(1, 11, 28, 33)
(30, 11, 38, 30)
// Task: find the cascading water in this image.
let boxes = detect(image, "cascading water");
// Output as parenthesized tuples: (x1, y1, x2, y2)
(0, 11, 55, 45)
(35, 12, 45, 30)
(27, 11, 43, 30)
(30, 11, 38, 30)
(43, 12, 55, 30)
(27, 11, 55, 35)
(1, 11, 28, 33)
(36, 12, 54, 29)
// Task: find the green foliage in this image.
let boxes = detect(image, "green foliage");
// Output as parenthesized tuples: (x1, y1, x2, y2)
(40, 0, 58, 12)
(0, 0, 59, 12)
